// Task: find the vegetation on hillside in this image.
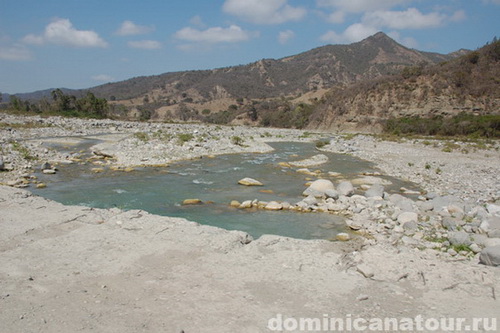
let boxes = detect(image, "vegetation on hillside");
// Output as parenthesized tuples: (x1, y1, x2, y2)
(384, 113, 500, 138)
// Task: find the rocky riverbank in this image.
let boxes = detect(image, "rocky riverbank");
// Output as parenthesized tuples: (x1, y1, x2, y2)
(1, 114, 499, 332)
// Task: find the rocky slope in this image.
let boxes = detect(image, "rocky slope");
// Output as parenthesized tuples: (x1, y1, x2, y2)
(308, 39, 500, 132)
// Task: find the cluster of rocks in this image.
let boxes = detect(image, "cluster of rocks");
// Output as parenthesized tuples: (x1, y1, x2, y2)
(322, 135, 500, 204)
(233, 177, 500, 266)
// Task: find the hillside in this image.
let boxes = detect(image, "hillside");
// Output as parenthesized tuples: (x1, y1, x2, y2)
(7, 33, 458, 116)
(307, 38, 500, 132)
(95, 32, 455, 104)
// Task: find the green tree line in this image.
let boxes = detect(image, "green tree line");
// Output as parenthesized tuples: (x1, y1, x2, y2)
(5, 89, 109, 118)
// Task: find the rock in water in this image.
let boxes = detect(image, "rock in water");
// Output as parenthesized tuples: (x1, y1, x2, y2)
(41, 162, 52, 170)
(303, 179, 336, 197)
(337, 181, 355, 196)
(265, 201, 283, 210)
(238, 177, 263, 186)
(336, 233, 350, 241)
(182, 199, 202, 205)
(479, 245, 500, 266)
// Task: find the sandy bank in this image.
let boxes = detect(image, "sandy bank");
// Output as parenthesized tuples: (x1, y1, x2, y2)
(1, 186, 499, 332)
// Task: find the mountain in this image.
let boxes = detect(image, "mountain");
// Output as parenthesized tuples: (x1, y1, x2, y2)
(6, 32, 460, 110)
(308, 38, 500, 132)
(86, 32, 456, 103)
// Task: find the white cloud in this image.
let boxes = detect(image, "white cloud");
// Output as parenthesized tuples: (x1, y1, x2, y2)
(320, 23, 378, 44)
(23, 18, 107, 48)
(0, 44, 33, 61)
(223, 0, 306, 24)
(278, 30, 295, 44)
(316, 0, 409, 13)
(116, 21, 154, 36)
(127, 40, 162, 49)
(174, 25, 256, 43)
(363, 8, 447, 29)
(92, 74, 115, 82)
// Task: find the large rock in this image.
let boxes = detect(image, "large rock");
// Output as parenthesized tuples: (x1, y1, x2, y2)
(303, 179, 335, 197)
(487, 204, 500, 216)
(431, 195, 463, 212)
(238, 177, 263, 186)
(324, 189, 339, 200)
(397, 212, 418, 225)
(479, 245, 500, 266)
(364, 184, 385, 198)
(480, 217, 500, 238)
(388, 194, 415, 212)
(337, 181, 354, 197)
(448, 231, 471, 246)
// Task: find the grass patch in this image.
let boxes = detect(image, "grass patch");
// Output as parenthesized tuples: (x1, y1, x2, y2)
(10, 141, 37, 161)
(177, 133, 194, 145)
(133, 132, 149, 142)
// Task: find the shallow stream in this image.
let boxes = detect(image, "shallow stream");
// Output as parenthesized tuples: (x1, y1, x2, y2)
(31, 139, 418, 240)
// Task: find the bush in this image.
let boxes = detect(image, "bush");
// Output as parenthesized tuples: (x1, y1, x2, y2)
(231, 136, 244, 146)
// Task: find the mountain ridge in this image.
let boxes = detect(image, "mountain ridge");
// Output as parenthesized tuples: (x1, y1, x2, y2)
(8, 32, 461, 106)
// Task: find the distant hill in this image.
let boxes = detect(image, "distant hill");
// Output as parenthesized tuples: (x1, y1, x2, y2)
(89, 32, 457, 103)
(8, 32, 460, 110)
(307, 38, 500, 132)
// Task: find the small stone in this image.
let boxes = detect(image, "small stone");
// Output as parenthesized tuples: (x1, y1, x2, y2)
(265, 201, 283, 210)
(36, 183, 47, 189)
(40, 162, 51, 170)
(42, 169, 56, 174)
(447, 248, 458, 256)
(91, 168, 104, 173)
(336, 233, 350, 241)
(230, 200, 241, 207)
(182, 199, 202, 205)
(356, 294, 369, 301)
(238, 177, 263, 186)
(239, 200, 253, 209)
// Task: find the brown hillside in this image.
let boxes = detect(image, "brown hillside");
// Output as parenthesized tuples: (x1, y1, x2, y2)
(308, 39, 500, 132)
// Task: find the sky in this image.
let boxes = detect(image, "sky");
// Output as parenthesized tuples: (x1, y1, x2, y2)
(0, 0, 499, 94)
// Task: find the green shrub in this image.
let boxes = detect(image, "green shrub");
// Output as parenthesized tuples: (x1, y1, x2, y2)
(231, 136, 244, 146)
(177, 133, 194, 145)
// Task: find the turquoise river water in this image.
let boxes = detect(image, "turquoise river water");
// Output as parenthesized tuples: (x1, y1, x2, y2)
(31, 140, 417, 240)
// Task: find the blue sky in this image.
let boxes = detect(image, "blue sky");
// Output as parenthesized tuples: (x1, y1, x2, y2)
(1, 0, 499, 94)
